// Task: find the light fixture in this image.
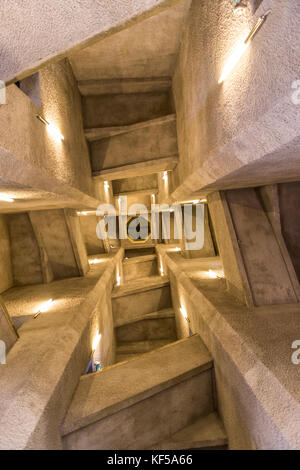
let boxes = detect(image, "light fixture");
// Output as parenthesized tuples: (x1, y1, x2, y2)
(208, 269, 218, 279)
(89, 258, 103, 265)
(116, 273, 121, 286)
(218, 11, 271, 84)
(77, 211, 97, 216)
(104, 181, 110, 190)
(0, 195, 14, 203)
(180, 306, 190, 323)
(163, 171, 168, 182)
(36, 115, 64, 141)
(151, 194, 156, 203)
(92, 332, 101, 352)
(34, 299, 53, 318)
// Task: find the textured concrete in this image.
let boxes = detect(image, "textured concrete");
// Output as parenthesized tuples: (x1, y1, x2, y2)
(1, 0, 186, 83)
(83, 92, 173, 129)
(208, 192, 253, 305)
(7, 213, 44, 286)
(0, 70, 99, 213)
(225, 188, 298, 306)
(112, 276, 172, 327)
(79, 216, 105, 256)
(91, 118, 177, 173)
(62, 335, 213, 449)
(79, 77, 172, 96)
(112, 175, 158, 194)
(70, 1, 191, 82)
(85, 114, 175, 142)
(116, 314, 176, 343)
(150, 412, 227, 450)
(0, 215, 13, 293)
(0, 250, 123, 450)
(29, 210, 89, 280)
(123, 254, 158, 281)
(0, 296, 18, 353)
(170, 0, 300, 202)
(278, 183, 300, 282)
(161, 250, 300, 449)
(93, 156, 178, 180)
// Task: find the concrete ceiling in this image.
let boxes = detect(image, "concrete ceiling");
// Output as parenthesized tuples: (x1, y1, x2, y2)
(69, 0, 192, 82)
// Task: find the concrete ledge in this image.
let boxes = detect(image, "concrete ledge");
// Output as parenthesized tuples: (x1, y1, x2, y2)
(112, 276, 169, 298)
(0, 249, 123, 450)
(116, 307, 174, 327)
(62, 335, 212, 435)
(149, 412, 227, 450)
(161, 250, 300, 449)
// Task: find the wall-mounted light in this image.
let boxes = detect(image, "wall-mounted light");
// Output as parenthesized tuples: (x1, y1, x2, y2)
(0, 195, 14, 203)
(151, 194, 156, 204)
(77, 211, 97, 216)
(89, 258, 104, 265)
(34, 298, 53, 318)
(36, 115, 64, 142)
(219, 10, 271, 84)
(92, 332, 101, 352)
(180, 306, 190, 323)
(104, 181, 110, 190)
(163, 171, 168, 182)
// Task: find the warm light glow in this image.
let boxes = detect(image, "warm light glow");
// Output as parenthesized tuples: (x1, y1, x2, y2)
(77, 211, 97, 216)
(104, 181, 110, 190)
(46, 122, 64, 142)
(180, 306, 188, 320)
(218, 37, 249, 84)
(163, 171, 168, 182)
(116, 273, 121, 286)
(92, 332, 102, 352)
(167, 247, 181, 252)
(207, 269, 218, 279)
(160, 265, 164, 276)
(89, 258, 103, 265)
(38, 299, 53, 313)
(152, 194, 156, 203)
(0, 195, 14, 203)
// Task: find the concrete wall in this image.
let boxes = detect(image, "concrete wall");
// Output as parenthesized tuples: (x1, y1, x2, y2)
(112, 175, 158, 194)
(158, 248, 300, 450)
(82, 91, 173, 128)
(29, 210, 88, 280)
(79, 216, 105, 256)
(0, 249, 123, 449)
(7, 213, 44, 286)
(171, 0, 300, 199)
(278, 182, 300, 282)
(0, 59, 96, 211)
(0, 0, 184, 83)
(0, 215, 13, 293)
(90, 119, 177, 172)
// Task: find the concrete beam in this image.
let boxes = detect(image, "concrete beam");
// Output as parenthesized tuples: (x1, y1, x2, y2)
(79, 78, 172, 96)
(1, 0, 184, 84)
(90, 118, 177, 173)
(85, 114, 176, 142)
(93, 156, 178, 181)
